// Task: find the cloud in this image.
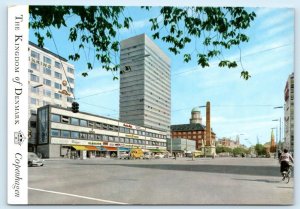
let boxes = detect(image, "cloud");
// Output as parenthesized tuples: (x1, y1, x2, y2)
(257, 9, 293, 31)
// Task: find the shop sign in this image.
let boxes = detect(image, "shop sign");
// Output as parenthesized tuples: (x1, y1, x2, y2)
(31, 57, 51, 68)
(103, 142, 108, 145)
(88, 141, 103, 146)
(125, 134, 139, 139)
(123, 123, 133, 128)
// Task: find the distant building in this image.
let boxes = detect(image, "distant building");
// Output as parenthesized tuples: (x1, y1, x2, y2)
(28, 42, 75, 152)
(171, 102, 216, 154)
(284, 72, 294, 153)
(167, 138, 196, 156)
(269, 129, 276, 153)
(119, 34, 171, 132)
(216, 137, 240, 149)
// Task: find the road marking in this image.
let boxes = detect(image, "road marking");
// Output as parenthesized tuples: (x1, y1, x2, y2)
(28, 187, 128, 204)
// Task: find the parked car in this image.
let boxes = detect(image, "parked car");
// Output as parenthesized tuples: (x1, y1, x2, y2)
(143, 152, 152, 159)
(154, 153, 164, 159)
(118, 152, 129, 159)
(28, 152, 44, 167)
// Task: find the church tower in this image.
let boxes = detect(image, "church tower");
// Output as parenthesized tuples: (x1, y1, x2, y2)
(270, 129, 276, 152)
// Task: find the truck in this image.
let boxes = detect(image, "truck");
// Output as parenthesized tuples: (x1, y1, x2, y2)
(130, 148, 144, 159)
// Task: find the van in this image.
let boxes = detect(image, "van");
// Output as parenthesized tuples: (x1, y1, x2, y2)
(130, 148, 144, 159)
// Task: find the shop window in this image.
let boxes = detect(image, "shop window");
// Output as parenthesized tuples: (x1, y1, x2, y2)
(71, 118, 79, 126)
(62, 116, 69, 124)
(51, 114, 60, 122)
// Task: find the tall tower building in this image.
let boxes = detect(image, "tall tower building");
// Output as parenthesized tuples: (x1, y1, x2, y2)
(28, 41, 75, 151)
(119, 34, 171, 132)
(284, 72, 294, 153)
(270, 129, 276, 152)
(190, 107, 202, 124)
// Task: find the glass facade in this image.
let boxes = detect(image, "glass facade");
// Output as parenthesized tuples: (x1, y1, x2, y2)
(38, 108, 49, 144)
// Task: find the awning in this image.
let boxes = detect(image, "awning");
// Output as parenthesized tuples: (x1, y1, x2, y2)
(148, 149, 164, 153)
(103, 146, 117, 151)
(72, 145, 98, 151)
(118, 147, 130, 152)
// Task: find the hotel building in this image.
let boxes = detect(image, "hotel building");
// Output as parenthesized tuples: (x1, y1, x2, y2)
(37, 105, 168, 158)
(119, 34, 171, 132)
(28, 41, 75, 152)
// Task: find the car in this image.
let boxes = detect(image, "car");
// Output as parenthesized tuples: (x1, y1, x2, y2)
(28, 152, 44, 167)
(154, 153, 164, 159)
(143, 152, 152, 159)
(118, 152, 129, 159)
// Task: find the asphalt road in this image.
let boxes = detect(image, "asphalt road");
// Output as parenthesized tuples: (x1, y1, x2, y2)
(28, 157, 293, 205)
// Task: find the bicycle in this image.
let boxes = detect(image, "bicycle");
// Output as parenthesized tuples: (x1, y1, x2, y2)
(281, 164, 293, 183)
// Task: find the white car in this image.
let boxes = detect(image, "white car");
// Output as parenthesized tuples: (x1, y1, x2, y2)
(143, 152, 152, 159)
(154, 153, 164, 159)
(118, 152, 129, 159)
(28, 152, 44, 167)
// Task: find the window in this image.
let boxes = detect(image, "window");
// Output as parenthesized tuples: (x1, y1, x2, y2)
(55, 61, 61, 69)
(55, 71, 62, 79)
(71, 118, 79, 125)
(30, 109, 37, 115)
(67, 87, 74, 93)
(31, 86, 38, 94)
(80, 120, 87, 127)
(67, 77, 74, 84)
(67, 97, 73, 103)
(54, 82, 62, 90)
(30, 74, 39, 82)
(54, 93, 62, 100)
(71, 132, 79, 139)
(51, 129, 60, 137)
(119, 137, 125, 143)
(30, 121, 36, 128)
(125, 138, 129, 143)
(108, 136, 114, 141)
(95, 122, 102, 129)
(31, 62, 38, 70)
(102, 135, 108, 141)
(95, 135, 102, 140)
(124, 128, 130, 133)
(88, 121, 94, 128)
(31, 50, 40, 60)
(43, 89, 51, 97)
(67, 67, 74, 74)
(30, 98, 38, 105)
(80, 133, 87, 139)
(88, 134, 95, 140)
(43, 78, 51, 86)
(119, 127, 125, 133)
(43, 67, 51, 75)
(43, 101, 50, 106)
(61, 130, 70, 138)
(61, 116, 69, 124)
(51, 114, 60, 122)
(43, 56, 51, 64)
(114, 137, 119, 142)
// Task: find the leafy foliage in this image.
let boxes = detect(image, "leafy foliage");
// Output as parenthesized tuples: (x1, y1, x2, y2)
(255, 144, 267, 156)
(29, 6, 256, 79)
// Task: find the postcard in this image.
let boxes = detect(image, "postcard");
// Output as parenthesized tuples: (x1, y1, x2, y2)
(7, 4, 294, 205)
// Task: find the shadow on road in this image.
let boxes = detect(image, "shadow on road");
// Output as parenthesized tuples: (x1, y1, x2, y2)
(75, 163, 279, 177)
(232, 178, 281, 183)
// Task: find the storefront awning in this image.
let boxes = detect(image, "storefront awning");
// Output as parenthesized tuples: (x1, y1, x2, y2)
(118, 147, 130, 152)
(72, 145, 98, 151)
(148, 149, 165, 153)
(103, 146, 117, 151)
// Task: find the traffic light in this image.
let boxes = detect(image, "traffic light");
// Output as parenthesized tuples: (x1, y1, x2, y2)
(72, 102, 79, 113)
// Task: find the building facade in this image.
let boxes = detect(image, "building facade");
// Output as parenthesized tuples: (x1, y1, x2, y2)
(28, 42, 75, 152)
(119, 34, 171, 132)
(37, 105, 168, 158)
(171, 103, 216, 154)
(284, 72, 294, 153)
(167, 138, 196, 156)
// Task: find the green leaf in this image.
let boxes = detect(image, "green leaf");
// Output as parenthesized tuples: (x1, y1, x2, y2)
(183, 54, 191, 63)
(240, 70, 251, 80)
(82, 72, 88, 77)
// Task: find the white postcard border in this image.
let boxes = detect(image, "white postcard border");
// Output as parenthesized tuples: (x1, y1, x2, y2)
(7, 5, 28, 204)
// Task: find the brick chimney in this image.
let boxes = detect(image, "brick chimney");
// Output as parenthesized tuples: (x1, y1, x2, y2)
(206, 101, 211, 146)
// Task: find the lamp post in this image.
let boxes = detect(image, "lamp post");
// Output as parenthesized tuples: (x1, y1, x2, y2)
(273, 106, 283, 151)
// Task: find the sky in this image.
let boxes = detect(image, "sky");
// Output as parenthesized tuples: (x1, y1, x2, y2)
(29, 6, 294, 147)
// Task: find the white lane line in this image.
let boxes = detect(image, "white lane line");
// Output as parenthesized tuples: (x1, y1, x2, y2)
(28, 187, 128, 205)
